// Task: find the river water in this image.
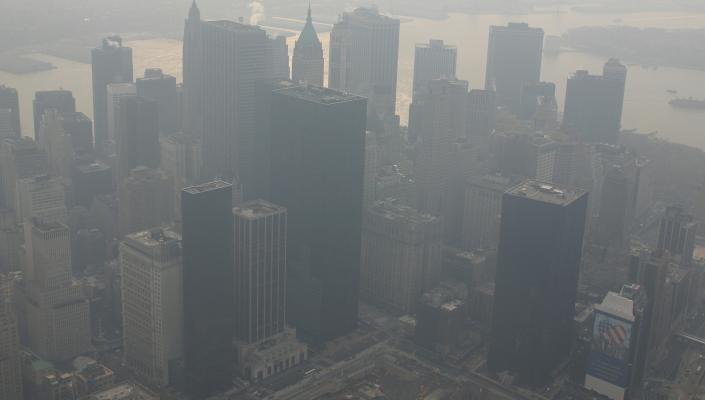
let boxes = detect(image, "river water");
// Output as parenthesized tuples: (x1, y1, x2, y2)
(2, 9, 705, 149)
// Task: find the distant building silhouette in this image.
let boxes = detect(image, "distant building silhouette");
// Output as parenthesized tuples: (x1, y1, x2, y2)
(0, 274, 23, 400)
(116, 96, 161, 182)
(91, 37, 133, 152)
(292, 5, 324, 86)
(658, 205, 697, 264)
(485, 23, 544, 112)
(0, 85, 21, 137)
(137, 68, 179, 135)
(488, 180, 588, 386)
(563, 59, 627, 144)
(329, 7, 400, 120)
(33, 90, 76, 141)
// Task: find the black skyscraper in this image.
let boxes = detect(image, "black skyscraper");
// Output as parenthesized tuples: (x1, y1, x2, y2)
(181, 181, 234, 397)
(61, 112, 93, 154)
(485, 23, 544, 112)
(91, 37, 133, 152)
(116, 96, 160, 181)
(563, 59, 627, 144)
(269, 85, 366, 343)
(0, 85, 21, 136)
(33, 90, 76, 141)
(488, 180, 588, 387)
(136, 68, 179, 135)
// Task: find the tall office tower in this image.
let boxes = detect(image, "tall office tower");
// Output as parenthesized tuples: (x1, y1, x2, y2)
(116, 96, 161, 182)
(160, 132, 202, 214)
(117, 167, 173, 237)
(415, 79, 469, 216)
(39, 111, 93, 177)
(183, 2, 272, 187)
(106, 83, 136, 148)
(181, 181, 234, 397)
(0, 211, 22, 274)
(485, 22, 543, 111)
(488, 180, 588, 386)
(137, 68, 179, 135)
(466, 89, 497, 139)
(363, 131, 379, 206)
(0, 109, 16, 138)
(591, 145, 640, 249)
(292, 5, 324, 86)
(585, 284, 647, 400)
(120, 228, 183, 388)
(360, 199, 442, 314)
(92, 37, 133, 151)
(266, 35, 291, 80)
(408, 39, 457, 142)
(461, 174, 512, 251)
(233, 200, 287, 343)
(490, 132, 559, 180)
(269, 85, 366, 342)
(563, 59, 628, 144)
(0, 274, 23, 400)
(33, 90, 76, 141)
(329, 7, 400, 120)
(15, 174, 67, 224)
(62, 112, 94, 155)
(658, 206, 697, 264)
(0, 85, 20, 137)
(411, 40, 457, 101)
(23, 219, 91, 362)
(0, 137, 48, 209)
(518, 81, 555, 120)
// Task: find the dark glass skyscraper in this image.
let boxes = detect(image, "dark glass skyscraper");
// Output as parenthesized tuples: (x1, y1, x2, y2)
(0, 85, 21, 137)
(136, 68, 179, 135)
(485, 23, 544, 112)
(563, 59, 627, 144)
(116, 96, 160, 181)
(181, 181, 234, 397)
(488, 180, 588, 387)
(91, 37, 133, 152)
(33, 90, 76, 141)
(269, 85, 366, 343)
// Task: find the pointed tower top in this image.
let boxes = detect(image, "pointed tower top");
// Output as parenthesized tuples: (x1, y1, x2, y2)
(296, 3, 321, 47)
(189, 0, 200, 20)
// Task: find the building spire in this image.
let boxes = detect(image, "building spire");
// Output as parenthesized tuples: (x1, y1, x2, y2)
(307, 1, 312, 22)
(189, 0, 200, 20)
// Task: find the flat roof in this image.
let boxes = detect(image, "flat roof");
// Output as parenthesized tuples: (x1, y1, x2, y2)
(507, 180, 585, 206)
(183, 180, 231, 194)
(276, 84, 366, 105)
(370, 198, 438, 225)
(125, 228, 180, 247)
(233, 199, 285, 220)
(205, 20, 264, 33)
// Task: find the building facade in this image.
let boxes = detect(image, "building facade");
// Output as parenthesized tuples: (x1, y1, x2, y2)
(292, 6, 324, 86)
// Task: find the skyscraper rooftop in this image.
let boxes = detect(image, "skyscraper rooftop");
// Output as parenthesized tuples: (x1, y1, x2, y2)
(508, 180, 586, 206)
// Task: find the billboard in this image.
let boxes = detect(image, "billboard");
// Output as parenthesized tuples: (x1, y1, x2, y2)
(586, 310, 633, 389)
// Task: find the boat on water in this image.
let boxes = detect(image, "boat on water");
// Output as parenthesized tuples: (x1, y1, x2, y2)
(669, 97, 705, 110)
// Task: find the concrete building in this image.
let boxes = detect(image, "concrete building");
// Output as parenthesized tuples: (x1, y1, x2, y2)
(0, 274, 23, 400)
(92, 37, 133, 152)
(15, 174, 67, 224)
(74, 362, 115, 397)
(563, 59, 627, 144)
(160, 132, 202, 215)
(117, 167, 173, 237)
(0, 85, 21, 136)
(106, 83, 136, 150)
(233, 200, 307, 380)
(363, 131, 379, 206)
(23, 219, 91, 362)
(466, 89, 496, 139)
(268, 85, 366, 342)
(0, 109, 15, 139)
(329, 7, 400, 119)
(72, 160, 113, 208)
(33, 90, 76, 142)
(411, 40, 457, 101)
(461, 174, 512, 251)
(361, 199, 442, 314)
(415, 282, 468, 355)
(658, 206, 697, 264)
(488, 180, 588, 386)
(136, 68, 179, 135)
(181, 181, 234, 397)
(85, 381, 158, 400)
(485, 23, 544, 111)
(0, 137, 48, 210)
(292, 5, 324, 86)
(120, 228, 183, 388)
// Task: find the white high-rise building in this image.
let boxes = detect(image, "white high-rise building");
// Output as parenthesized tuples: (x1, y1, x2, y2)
(329, 7, 400, 119)
(106, 82, 136, 150)
(462, 175, 513, 251)
(120, 227, 183, 388)
(411, 40, 457, 101)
